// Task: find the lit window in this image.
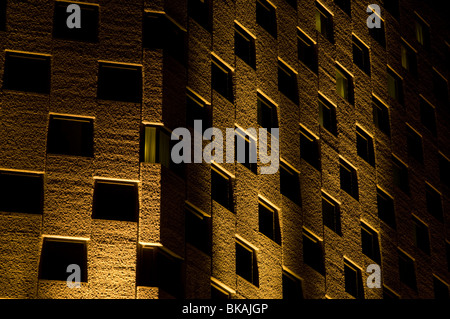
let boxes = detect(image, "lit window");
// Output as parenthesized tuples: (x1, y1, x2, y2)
(420, 98, 436, 136)
(300, 126, 320, 170)
(319, 95, 337, 135)
(392, 155, 409, 194)
(212, 56, 234, 102)
(315, 2, 333, 42)
(53, 1, 98, 42)
(97, 62, 142, 103)
(188, 0, 211, 31)
(372, 96, 390, 136)
(406, 126, 423, 163)
(297, 29, 317, 73)
(412, 216, 430, 255)
(282, 271, 303, 299)
(185, 204, 211, 254)
(356, 126, 375, 166)
(278, 60, 298, 103)
(401, 41, 417, 75)
(256, 0, 277, 38)
(398, 250, 417, 290)
(303, 230, 324, 274)
(280, 162, 301, 206)
(377, 187, 396, 229)
(258, 201, 281, 244)
(415, 17, 430, 48)
(361, 222, 380, 263)
(236, 239, 259, 286)
(344, 260, 364, 299)
(322, 192, 341, 234)
(426, 184, 443, 222)
(336, 65, 353, 103)
(211, 166, 233, 212)
(340, 158, 358, 200)
(387, 67, 403, 104)
(352, 35, 370, 75)
(257, 93, 278, 129)
(235, 23, 256, 68)
(433, 276, 449, 299)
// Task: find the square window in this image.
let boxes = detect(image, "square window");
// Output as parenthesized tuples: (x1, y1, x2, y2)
(377, 187, 396, 229)
(303, 230, 324, 274)
(352, 35, 370, 75)
(336, 65, 353, 103)
(412, 216, 430, 255)
(398, 250, 417, 290)
(356, 126, 375, 166)
(258, 201, 281, 244)
(211, 283, 231, 299)
(185, 204, 210, 254)
(300, 127, 320, 170)
(340, 159, 359, 200)
(344, 260, 364, 299)
(53, 1, 98, 42)
(361, 223, 380, 263)
(188, 0, 211, 31)
(235, 128, 257, 174)
(39, 237, 87, 282)
(297, 29, 317, 73)
(236, 240, 258, 286)
(372, 96, 391, 136)
(47, 115, 94, 157)
(278, 60, 298, 103)
(369, 17, 385, 47)
(322, 192, 341, 235)
(315, 3, 333, 42)
(384, 0, 399, 19)
(401, 41, 417, 75)
(426, 184, 443, 222)
(282, 271, 303, 300)
(211, 166, 233, 212)
(415, 18, 430, 48)
(439, 154, 449, 187)
(186, 92, 208, 129)
(212, 56, 233, 102)
(0, 0, 6, 31)
(92, 180, 138, 222)
(3, 51, 51, 94)
(319, 96, 337, 135)
(0, 171, 43, 215)
(387, 68, 403, 104)
(256, 0, 277, 38)
(434, 276, 449, 299)
(280, 162, 301, 206)
(335, 0, 351, 15)
(433, 70, 449, 107)
(257, 94, 278, 129)
(392, 156, 409, 194)
(235, 23, 256, 68)
(420, 98, 437, 136)
(407, 126, 423, 163)
(97, 62, 142, 103)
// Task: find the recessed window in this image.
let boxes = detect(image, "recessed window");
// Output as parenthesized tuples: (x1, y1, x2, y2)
(336, 65, 353, 103)
(361, 222, 380, 263)
(278, 60, 298, 103)
(0, 0, 6, 31)
(322, 192, 341, 235)
(407, 126, 423, 163)
(136, 245, 183, 298)
(97, 62, 142, 103)
(185, 204, 211, 254)
(186, 91, 209, 129)
(369, 15, 385, 47)
(412, 216, 430, 255)
(401, 41, 417, 75)
(315, 2, 333, 42)
(303, 230, 324, 275)
(319, 95, 337, 135)
(3, 51, 51, 94)
(300, 126, 321, 170)
(297, 29, 317, 73)
(335, 0, 351, 15)
(211, 282, 231, 299)
(340, 158, 359, 200)
(439, 154, 449, 187)
(398, 250, 417, 290)
(420, 98, 437, 136)
(256, 0, 277, 38)
(383, 286, 399, 299)
(236, 239, 259, 286)
(258, 200, 281, 244)
(433, 70, 449, 107)
(282, 271, 303, 300)
(285, 0, 297, 9)
(415, 17, 430, 48)
(344, 260, 364, 299)
(47, 115, 94, 157)
(212, 56, 233, 102)
(377, 187, 396, 229)
(39, 237, 87, 282)
(434, 276, 449, 299)
(257, 93, 278, 129)
(387, 67, 403, 104)
(235, 23, 256, 68)
(447, 242, 450, 273)
(92, 180, 138, 222)
(356, 126, 375, 166)
(384, 0, 399, 19)
(352, 35, 370, 75)
(0, 171, 43, 215)
(426, 184, 443, 222)
(188, 0, 211, 31)
(211, 166, 233, 212)
(235, 127, 257, 174)
(53, 1, 98, 42)
(372, 96, 391, 136)
(280, 162, 301, 206)
(392, 156, 409, 194)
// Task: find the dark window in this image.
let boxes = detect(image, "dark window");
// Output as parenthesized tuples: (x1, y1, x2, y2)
(211, 167, 233, 212)
(415, 18, 430, 48)
(0, 0, 6, 31)
(235, 23, 256, 68)
(186, 92, 208, 129)
(235, 128, 257, 174)
(356, 126, 375, 166)
(47, 115, 94, 157)
(373, 96, 391, 136)
(303, 231, 324, 274)
(212, 56, 233, 102)
(352, 35, 370, 75)
(92, 180, 138, 222)
(439, 154, 449, 187)
(387, 68, 403, 104)
(319, 96, 337, 135)
(377, 187, 396, 228)
(256, 0, 277, 38)
(398, 250, 417, 290)
(300, 127, 320, 170)
(361, 223, 381, 263)
(278, 60, 298, 103)
(39, 238, 87, 282)
(0, 171, 43, 215)
(426, 184, 443, 222)
(236, 240, 258, 286)
(285, 0, 297, 9)
(384, 0, 399, 19)
(136, 245, 183, 298)
(257, 94, 278, 129)
(322, 192, 341, 235)
(434, 276, 449, 299)
(401, 41, 417, 75)
(280, 162, 301, 206)
(188, 0, 211, 31)
(282, 271, 303, 300)
(185, 205, 210, 254)
(420, 98, 437, 136)
(315, 2, 333, 42)
(433, 70, 449, 107)
(297, 29, 317, 73)
(259, 201, 281, 244)
(447, 242, 450, 273)
(97, 62, 142, 103)
(413, 216, 430, 255)
(340, 159, 359, 200)
(344, 260, 364, 299)
(336, 65, 353, 103)
(211, 284, 230, 299)
(53, 1, 98, 42)
(407, 126, 423, 163)
(383, 286, 399, 299)
(392, 156, 409, 194)
(335, 0, 351, 15)
(3, 51, 50, 94)
(369, 16, 385, 47)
